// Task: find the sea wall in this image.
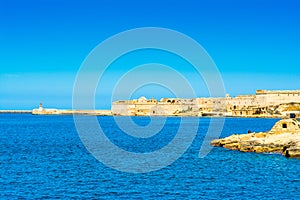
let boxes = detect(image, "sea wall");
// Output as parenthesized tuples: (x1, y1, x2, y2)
(32, 109, 112, 116)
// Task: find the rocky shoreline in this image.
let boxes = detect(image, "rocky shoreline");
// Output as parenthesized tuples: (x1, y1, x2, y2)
(211, 118, 300, 158)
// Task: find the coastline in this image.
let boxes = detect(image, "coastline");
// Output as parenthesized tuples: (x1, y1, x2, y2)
(211, 118, 300, 158)
(0, 109, 292, 118)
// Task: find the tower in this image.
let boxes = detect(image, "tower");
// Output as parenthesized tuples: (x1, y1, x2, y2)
(39, 102, 43, 110)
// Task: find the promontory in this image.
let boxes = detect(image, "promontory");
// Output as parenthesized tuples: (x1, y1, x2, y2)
(211, 117, 300, 158)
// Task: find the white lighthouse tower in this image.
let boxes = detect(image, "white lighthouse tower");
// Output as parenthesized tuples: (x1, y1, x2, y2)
(39, 102, 43, 111)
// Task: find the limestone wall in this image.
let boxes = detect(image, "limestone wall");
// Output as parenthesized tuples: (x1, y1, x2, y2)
(111, 89, 300, 117)
(256, 90, 300, 106)
(112, 98, 198, 116)
(111, 102, 135, 116)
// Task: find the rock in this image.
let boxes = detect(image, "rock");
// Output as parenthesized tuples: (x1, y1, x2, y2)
(284, 147, 300, 158)
(211, 118, 300, 158)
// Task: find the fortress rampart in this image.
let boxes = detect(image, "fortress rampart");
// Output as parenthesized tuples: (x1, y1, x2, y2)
(112, 90, 300, 117)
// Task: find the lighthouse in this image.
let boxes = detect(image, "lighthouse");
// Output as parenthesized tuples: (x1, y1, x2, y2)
(39, 102, 43, 111)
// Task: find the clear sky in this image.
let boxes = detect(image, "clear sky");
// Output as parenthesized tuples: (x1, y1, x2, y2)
(1, 0, 300, 109)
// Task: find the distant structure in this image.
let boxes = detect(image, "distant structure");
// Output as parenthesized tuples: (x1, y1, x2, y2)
(32, 103, 112, 115)
(112, 96, 199, 116)
(39, 102, 43, 111)
(32, 102, 59, 115)
(112, 89, 300, 117)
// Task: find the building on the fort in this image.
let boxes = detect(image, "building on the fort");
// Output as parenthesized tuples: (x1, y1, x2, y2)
(111, 90, 300, 117)
(255, 90, 300, 106)
(230, 90, 300, 117)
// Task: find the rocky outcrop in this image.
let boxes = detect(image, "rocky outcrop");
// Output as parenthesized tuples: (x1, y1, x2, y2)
(276, 102, 300, 113)
(211, 118, 300, 158)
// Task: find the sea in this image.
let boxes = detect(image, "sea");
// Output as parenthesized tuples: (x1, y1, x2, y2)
(1, 114, 299, 199)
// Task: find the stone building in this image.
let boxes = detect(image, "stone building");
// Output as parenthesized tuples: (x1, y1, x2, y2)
(269, 118, 300, 134)
(229, 90, 300, 117)
(256, 90, 300, 107)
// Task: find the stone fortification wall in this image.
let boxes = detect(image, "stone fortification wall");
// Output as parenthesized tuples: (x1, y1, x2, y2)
(112, 90, 300, 116)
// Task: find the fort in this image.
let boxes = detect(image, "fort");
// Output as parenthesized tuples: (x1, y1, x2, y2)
(112, 89, 300, 117)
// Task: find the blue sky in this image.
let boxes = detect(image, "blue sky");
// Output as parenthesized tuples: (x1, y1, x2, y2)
(1, 0, 300, 109)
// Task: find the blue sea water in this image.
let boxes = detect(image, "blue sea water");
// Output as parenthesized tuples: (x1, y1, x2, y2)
(1, 114, 299, 199)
